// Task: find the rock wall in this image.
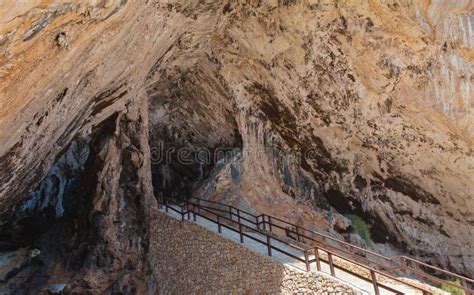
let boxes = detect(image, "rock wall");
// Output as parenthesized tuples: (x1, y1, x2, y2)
(0, 0, 473, 291)
(0, 96, 157, 294)
(149, 211, 363, 295)
(144, 1, 474, 276)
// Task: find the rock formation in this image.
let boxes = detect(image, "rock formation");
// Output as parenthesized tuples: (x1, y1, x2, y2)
(0, 0, 473, 293)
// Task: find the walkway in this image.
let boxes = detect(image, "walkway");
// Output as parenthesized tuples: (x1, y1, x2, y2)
(160, 205, 422, 295)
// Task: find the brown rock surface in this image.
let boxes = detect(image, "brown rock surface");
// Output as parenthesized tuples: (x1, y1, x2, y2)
(0, 0, 473, 293)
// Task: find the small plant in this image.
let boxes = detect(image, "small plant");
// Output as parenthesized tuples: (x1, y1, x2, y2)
(146, 260, 154, 276)
(117, 268, 128, 280)
(146, 268, 154, 276)
(441, 279, 465, 295)
(347, 214, 373, 246)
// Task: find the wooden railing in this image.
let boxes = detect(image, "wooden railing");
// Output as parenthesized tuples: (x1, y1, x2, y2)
(267, 216, 473, 291)
(156, 196, 462, 295)
(259, 213, 473, 294)
(177, 196, 474, 294)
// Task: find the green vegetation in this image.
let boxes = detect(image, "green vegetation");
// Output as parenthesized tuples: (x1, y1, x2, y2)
(441, 279, 465, 295)
(146, 268, 154, 276)
(146, 259, 154, 276)
(117, 268, 129, 280)
(347, 214, 373, 246)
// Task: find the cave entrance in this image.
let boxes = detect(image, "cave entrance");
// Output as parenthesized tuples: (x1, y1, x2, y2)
(146, 65, 242, 200)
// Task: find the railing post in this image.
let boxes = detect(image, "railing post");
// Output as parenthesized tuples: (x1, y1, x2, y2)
(268, 216, 273, 232)
(239, 224, 244, 243)
(315, 248, 321, 271)
(217, 215, 221, 233)
(267, 235, 272, 256)
(370, 270, 380, 295)
(187, 203, 191, 220)
(304, 249, 310, 271)
(262, 215, 266, 230)
(404, 257, 413, 278)
(193, 204, 196, 221)
(328, 252, 335, 276)
(296, 226, 300, 242)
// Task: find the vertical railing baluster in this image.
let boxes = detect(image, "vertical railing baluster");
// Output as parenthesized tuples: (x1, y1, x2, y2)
(268, 216, 273, 232)
(370, 270, 380, 295)
(296, 226, 300, 242)
(328, 252, 335, 276)
(267, 235, 272, 256)
(217, 215, 221, 233)
(239, 224, 244, 243)
(304, 249, 310, 271)
(315, 248, 321, 271)
(461, 278, 467, 290)
(405, 258, 412, 279)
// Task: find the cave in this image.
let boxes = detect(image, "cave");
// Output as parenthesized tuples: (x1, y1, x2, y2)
(0, 1, 473, 294)
(146, 66, 244, 199)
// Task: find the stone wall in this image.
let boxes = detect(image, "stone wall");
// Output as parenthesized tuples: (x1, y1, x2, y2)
(148, 211, 364, 294)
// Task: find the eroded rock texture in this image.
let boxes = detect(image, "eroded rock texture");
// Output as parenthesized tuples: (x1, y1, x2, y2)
(0, 0, 473, 293)
(1, 97, 154, 294)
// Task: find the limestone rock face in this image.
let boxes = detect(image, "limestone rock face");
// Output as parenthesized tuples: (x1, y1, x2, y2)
(0, 0, 473, 292)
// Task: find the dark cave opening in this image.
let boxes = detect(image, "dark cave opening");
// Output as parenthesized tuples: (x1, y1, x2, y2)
(0, 134, 95, 293)
(324, 189, 397, 245)
(0, 137, 91, 251)
(0, 112, 148, 293)
(0, 113, 121, 253)
(150, 139, 244, 200)
(146, 67, 243, 201)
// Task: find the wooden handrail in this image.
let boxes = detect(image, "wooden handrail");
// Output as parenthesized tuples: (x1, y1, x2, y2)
(261, 212, 473, 290)
(183, 197, 473, 290)
(259, 218, 398, 272)
(309, 246, 431, 294)
(159, 196, 473, 294)
(161, 198, 431, 294)
(195, 204, 309, 252)
(187, 196, 258, 222)
(265, 215, 474, 290)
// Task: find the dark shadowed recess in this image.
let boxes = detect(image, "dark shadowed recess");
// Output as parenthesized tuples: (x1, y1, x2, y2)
(146, 66, 243, 200)
(0, 115, 117, 293)
(324, 189, 397, 245)
(150, 134, 243, 200)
